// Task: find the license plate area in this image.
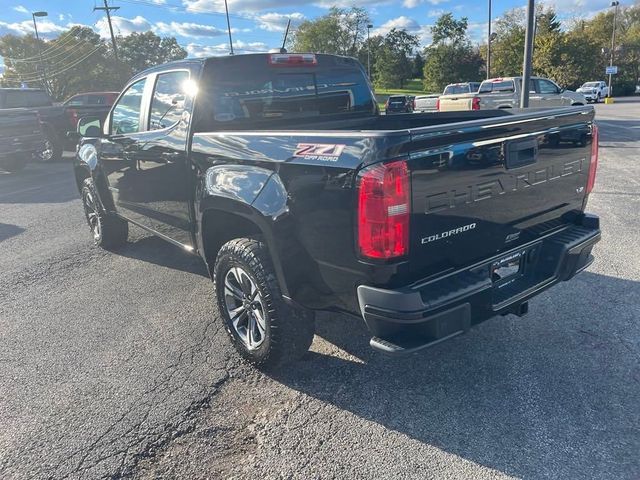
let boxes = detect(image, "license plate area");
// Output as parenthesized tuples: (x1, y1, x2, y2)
(491, 250, 525, 288)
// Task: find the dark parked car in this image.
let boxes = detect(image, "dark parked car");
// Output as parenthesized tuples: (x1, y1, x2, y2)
(73, 53, 601, 369)
(384, 95, 414, 114)
(0, 108, 44, 172)
(0, 88, 112, 162)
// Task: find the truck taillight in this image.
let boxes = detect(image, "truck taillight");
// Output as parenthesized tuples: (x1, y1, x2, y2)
(357, 160, 410, 259)
(472, 97, 481, 110)
(268, 53, 317, 66)
(436, 98, 440, 111)
(586, 124, 599, 194)
(67, 108, 79, 128)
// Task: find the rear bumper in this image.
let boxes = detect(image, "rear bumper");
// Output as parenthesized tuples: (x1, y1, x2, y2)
(357, 214, 601, 355)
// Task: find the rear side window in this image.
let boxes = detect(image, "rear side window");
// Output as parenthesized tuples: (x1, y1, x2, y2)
(479, 80, 515, 93)
(149, 71, 190, 130)
(4, 90, 52, 108)
(199, 57, 375, 128)
(111, 78, 146, 135)
(443, 85, 469, 95)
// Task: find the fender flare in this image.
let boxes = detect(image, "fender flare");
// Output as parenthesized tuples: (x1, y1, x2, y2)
(198, 166, 293, 298)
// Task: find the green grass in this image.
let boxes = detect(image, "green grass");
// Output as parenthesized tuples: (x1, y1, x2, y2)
(374, 79, 425, 96)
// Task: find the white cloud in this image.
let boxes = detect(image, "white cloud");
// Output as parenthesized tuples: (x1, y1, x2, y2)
(427, 9, 446, 18)
(154, 21, 228, 38)
(95, 15, 150, 37)
(0, 19, 67, 39)
(13, 5, 29, 14)
(256, 12, 305, 32)
(183, 0, 314, 13)
(185, 39, 268, 56)
(403, 0, 450, 7)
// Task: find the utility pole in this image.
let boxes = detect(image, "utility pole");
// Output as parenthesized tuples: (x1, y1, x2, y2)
(608, 1, 620, 99)
(94, 0, 120, 60)
(487, 0, 492, 79)
(520, 0, 535, 108)
(224, 0, 234, 55)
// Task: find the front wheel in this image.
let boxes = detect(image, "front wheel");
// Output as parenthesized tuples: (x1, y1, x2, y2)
(214, 238, 315, 368)
(81, 178, 128, 249)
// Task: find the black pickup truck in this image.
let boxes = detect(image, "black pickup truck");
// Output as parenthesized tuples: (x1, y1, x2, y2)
(0, 88, 112, 162)
(73, 53, 601, 368)
(0, 108, 44, 172)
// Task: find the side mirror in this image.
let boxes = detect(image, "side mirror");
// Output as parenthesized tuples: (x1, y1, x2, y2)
(558, 87, 565, 94)
(77, 116, 104, 138)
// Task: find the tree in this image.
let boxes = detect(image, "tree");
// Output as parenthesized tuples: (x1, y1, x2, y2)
(117, 32, 186, 76)
(0, 28, 186, 101)
(374, 28, 419, 89)
(423, 14, 483, 92)
(412, 52, 425, 79)
(291, 7, 370, 57)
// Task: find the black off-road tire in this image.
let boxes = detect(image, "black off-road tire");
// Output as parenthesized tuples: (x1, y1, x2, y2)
(1, 155, 28, 173)
(81, 178, 128, 249)
(38, 130, 63, 163)
(213, 237, 315, 368)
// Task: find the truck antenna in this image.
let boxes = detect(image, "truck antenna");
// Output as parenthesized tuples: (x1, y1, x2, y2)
(224, 0, 234, 55)
(280, 18, 292, 53)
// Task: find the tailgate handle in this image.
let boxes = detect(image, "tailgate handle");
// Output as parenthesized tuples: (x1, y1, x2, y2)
(506, 138, 538, 169)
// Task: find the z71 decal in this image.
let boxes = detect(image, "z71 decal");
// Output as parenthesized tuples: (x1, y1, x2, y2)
(294, 143, 345, 162)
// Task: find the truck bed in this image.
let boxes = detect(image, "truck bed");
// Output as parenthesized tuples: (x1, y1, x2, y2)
(192, 106, 595, 312)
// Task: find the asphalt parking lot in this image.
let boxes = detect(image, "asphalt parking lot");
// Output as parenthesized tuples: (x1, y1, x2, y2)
(1, 98, 639, 480)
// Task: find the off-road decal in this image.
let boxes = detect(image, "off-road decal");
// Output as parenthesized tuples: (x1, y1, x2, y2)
(294, 143, 346, 162)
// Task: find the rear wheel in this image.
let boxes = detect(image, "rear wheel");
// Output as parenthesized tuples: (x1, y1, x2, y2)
(81, 178, 128, 249)
(214, 237, 315, 368)
(38, 130, 63, 163)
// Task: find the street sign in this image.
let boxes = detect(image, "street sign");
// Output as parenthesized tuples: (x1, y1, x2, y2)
(606, 66, 618, 75)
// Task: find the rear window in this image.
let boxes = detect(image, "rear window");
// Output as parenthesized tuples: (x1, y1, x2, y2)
(443, 85, 471, 95)
(479, 80, 515, 93)
(388, 96, 407, 103)
(4, 90, 52, 108)
(198, 56, 376, 129)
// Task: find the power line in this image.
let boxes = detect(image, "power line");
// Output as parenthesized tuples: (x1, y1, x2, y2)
(2, 34, 81, 63)
(3, 38, 91, 64)
(15, 45, 105, 82)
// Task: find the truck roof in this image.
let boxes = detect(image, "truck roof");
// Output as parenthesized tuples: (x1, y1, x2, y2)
(128, 53, 362, 84)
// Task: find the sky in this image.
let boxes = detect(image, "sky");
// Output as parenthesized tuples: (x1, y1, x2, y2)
(0, 0, 621, 74)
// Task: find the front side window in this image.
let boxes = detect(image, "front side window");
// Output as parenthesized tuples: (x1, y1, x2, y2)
(538, 79, 559, 94)
(149, 71, 190, 130)
(111, 78, 146, 135)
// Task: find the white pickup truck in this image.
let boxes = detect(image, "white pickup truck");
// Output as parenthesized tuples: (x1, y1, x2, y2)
(438, 76, 586, 111)
(576, 81, 609, 103)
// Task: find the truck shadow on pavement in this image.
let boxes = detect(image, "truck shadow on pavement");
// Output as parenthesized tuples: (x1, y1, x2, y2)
(118, 235, 209, 277)
(0, 223, 25, 242)
(269, 271, 640, 479)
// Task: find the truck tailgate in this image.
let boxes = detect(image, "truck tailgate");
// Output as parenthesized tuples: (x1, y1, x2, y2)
(406, 107, 595, 279)
(437, 94, 476, 112)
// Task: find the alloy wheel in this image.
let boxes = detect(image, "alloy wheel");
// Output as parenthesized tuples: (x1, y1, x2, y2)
(223, 266, 267, 350)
